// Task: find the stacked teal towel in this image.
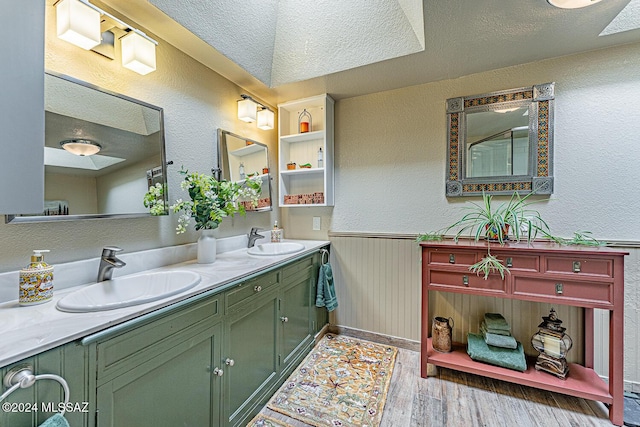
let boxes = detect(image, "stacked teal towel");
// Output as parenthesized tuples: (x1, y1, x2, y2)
(480, 322, 517, 349)
(39, 414, 70, 427)
(483, 313, 511, 335)
(315, 262, 338, 312)
(467, 333, 527, 372)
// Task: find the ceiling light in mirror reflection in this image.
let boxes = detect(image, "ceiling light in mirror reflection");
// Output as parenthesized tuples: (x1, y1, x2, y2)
(60, 138, 101, 156)
(547, 0, 603, 9)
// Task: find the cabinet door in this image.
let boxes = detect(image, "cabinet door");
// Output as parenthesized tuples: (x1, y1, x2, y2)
(223, 289, 279, 427)
(280, 263, 313, 367)
(96, 324, 222, 427)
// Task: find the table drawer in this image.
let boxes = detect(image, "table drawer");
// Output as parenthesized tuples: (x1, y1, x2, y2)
(428, 250, 477, 266)
(428, 270, 506, 294)
(544, 257, 612, 278)
(513, 276, 613, 307)
(494, 253, 540, 272)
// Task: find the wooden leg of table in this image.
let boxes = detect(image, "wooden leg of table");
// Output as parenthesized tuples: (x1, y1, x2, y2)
(609, 308, 624, 426)
(421, 284, 429, 378)
(584, 308, 594, 369)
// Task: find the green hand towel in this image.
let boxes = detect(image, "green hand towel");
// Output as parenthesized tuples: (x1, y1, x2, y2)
(39, 414, 70, 427)
(315, 263, 337, 312)
(480, 323, 518, 349)
(480, 321, 511, 336)
(484, 313, 511, 331)
(467, 333, 527, 372)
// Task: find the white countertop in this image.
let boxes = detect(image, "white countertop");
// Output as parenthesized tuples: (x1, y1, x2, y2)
(0, 239, 329, 368)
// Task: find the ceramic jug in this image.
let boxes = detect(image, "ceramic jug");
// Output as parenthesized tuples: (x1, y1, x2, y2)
(432, 316, 454, 353)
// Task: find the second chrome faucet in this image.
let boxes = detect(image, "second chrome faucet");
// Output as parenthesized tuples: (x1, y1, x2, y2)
(97, 246, 126, 282)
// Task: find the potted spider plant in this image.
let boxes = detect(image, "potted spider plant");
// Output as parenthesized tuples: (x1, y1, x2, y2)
(419, 191, 551, 279)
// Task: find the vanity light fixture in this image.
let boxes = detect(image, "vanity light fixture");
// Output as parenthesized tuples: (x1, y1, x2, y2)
(60, 139, 102, 156)
(55, 0, 158, 75)
(237, 95, 258, 122)
(55, 0, 101, 50)
(238, 94, 274, 130)
(547, 0, 603, 8)
(257, 107, 275, 130)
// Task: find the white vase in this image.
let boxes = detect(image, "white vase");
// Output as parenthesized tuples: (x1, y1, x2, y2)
(197, 229, 217, 264)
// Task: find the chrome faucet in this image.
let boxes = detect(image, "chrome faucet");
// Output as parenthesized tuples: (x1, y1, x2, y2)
(97, 246, 126, 282)
(248, 227, 264, 248)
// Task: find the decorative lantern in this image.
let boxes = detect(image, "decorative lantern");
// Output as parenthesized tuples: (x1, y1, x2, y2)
(531, 308, 573, 379)
(298, 109, 312, 133)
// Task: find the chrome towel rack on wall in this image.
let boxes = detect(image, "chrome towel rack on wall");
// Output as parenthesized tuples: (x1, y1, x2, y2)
(0, 364, 70, 416)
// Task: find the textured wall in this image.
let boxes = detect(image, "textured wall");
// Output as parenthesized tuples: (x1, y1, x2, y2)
(284, 43, 640, 390)
(0, 0, 278, 273)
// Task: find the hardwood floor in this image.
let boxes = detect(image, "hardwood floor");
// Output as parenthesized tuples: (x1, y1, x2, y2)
(257, 347, 613, 426)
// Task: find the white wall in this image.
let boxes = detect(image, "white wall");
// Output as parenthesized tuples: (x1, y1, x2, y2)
(0, 0, 278, 273)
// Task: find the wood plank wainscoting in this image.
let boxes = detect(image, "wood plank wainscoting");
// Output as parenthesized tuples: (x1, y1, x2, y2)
(327, 231, 640, 393)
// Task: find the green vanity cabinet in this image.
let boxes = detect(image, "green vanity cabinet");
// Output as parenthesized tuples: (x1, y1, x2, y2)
(222, 279, 280, 426)
(0, 248, 329, 427)
(93, 295, 223, 427)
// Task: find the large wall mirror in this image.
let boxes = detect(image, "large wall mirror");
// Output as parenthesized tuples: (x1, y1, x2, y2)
(217, 129, 272, 211)
(445, 82, 554, 197)
(6, 72, 167, 223)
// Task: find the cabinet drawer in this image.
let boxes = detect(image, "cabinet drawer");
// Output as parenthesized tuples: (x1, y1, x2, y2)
(225, 270, 279, 311)
(428, 270, 506, 294)
(494, 253, 540, 272)
(282, 255, 314, 279)
(97, 296, 220, 381)
(429, 250, 477, 266)
(513, 276, 613, 307)
(544, 257, 612, 278)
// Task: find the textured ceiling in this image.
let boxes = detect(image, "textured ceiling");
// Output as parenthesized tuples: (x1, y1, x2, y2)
(101, 0, 640, 104)
(147, 0, 425, 87)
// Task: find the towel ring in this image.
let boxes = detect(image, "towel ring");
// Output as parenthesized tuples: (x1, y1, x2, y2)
(0, 364, 70, 416)
(320, 248, 329, 265)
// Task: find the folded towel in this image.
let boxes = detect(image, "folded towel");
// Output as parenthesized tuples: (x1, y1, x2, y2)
(467, 333, 527, 372)
(480, 323, 518, 349)
(480, 320, 512, 336)
(315, 263, 338, 312)
(484, 313, 511, 331)
(39, 414, 70, 427)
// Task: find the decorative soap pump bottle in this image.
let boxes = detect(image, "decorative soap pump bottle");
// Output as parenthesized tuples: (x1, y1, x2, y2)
(239, 162, 246, 180)
(19, 250, 54, 306)
(271, 221, 283, 243)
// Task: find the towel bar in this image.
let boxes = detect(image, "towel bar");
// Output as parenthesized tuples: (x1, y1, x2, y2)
(0, 364, 70, 416)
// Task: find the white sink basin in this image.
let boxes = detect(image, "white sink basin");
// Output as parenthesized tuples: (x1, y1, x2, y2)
(247, 242, 305, 256)
(56, 271, 201, 313)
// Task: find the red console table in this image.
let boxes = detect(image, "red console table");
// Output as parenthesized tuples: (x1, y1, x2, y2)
(420, 241, 628, 426)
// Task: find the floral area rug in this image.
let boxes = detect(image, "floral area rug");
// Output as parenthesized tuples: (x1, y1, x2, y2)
(266, 334, 398, 427)
(246, 413, 290, 427)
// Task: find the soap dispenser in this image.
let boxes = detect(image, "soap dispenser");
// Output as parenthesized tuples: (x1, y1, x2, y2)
(19, 250, 54, 306)
(239, 162, 246, 180)
(271, 221, 283, 243)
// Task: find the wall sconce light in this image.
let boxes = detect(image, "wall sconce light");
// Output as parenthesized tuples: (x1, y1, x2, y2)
(55, 0, 158, 75)
(257, 107, 275, 130)
(237, 95, 258, 123)
(60, 139, 101, 156)
(238, 94, 274, 130)
(55, 0, 101, 50)
(547, 0, 603, 8)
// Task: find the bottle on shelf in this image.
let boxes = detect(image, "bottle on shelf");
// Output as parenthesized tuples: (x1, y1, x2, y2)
(239, 162, 245, 180)
(317, 147, 323, 168)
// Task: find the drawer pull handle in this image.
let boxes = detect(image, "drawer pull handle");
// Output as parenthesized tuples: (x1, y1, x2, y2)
(449, 254, 455, 264)
(254, 285, 262, 292)
(225, 358, 235, 366)
(555, 283, 564, 294)
(506, 257, 513, 268)
(280, 316, 289, 323)
(573, 261, 581, 273)
(212, 367, 224, 377)
(462, 275, 469, 286)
